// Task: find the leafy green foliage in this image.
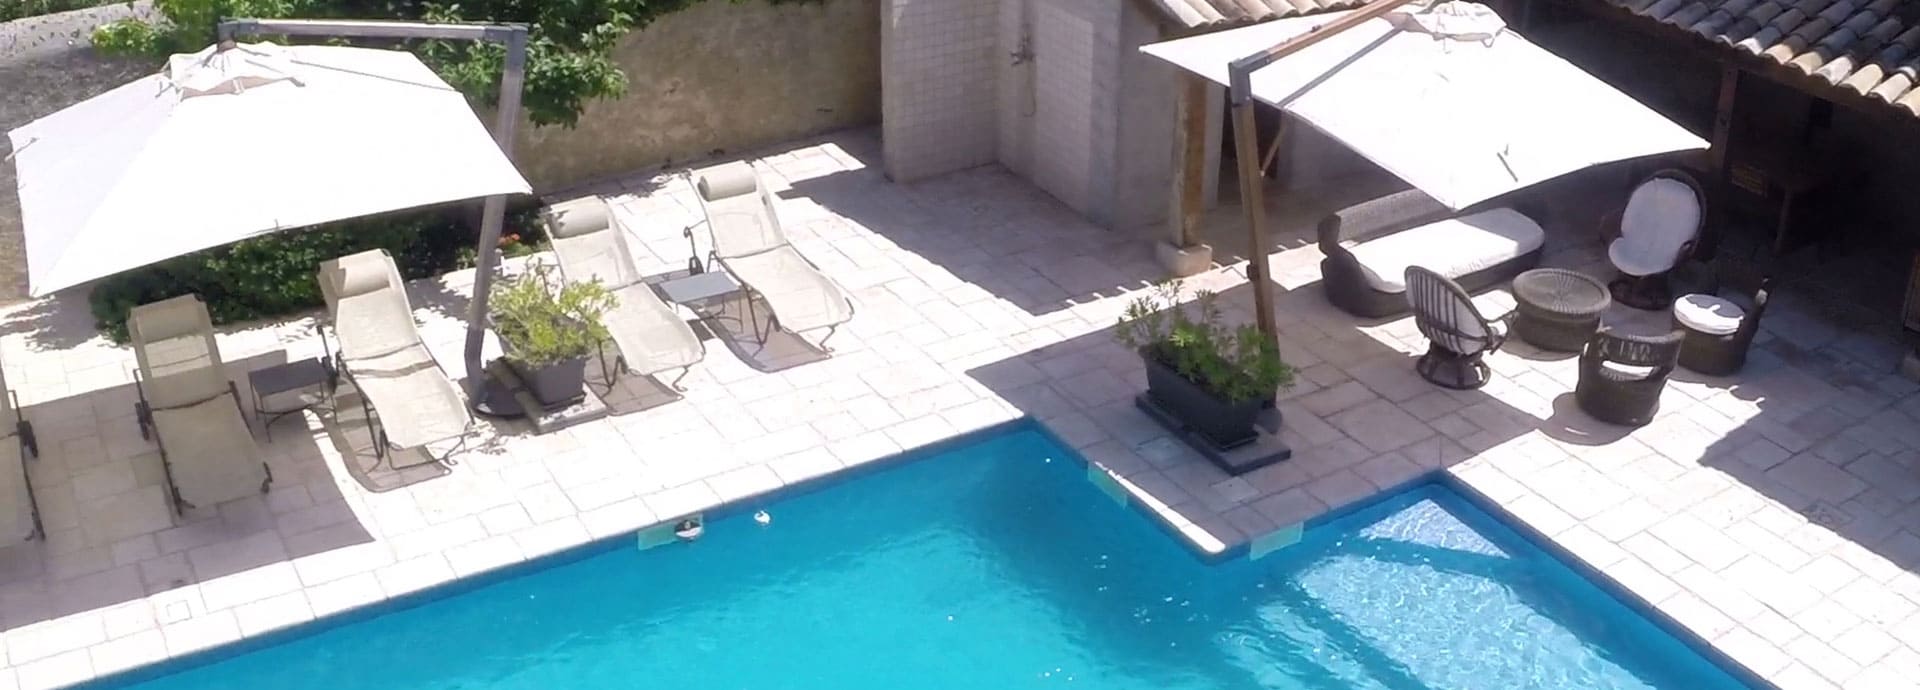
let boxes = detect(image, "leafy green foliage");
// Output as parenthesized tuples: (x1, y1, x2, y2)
(1113, 280, 1295, 404)
(489, 261, 614, 368)
(88, 206, 546, 342)
(91, 0, 821, 127)
(1, 0, 118, 22)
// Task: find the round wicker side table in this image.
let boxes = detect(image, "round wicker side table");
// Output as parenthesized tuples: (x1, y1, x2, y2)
(1513, 268, 1612, 352)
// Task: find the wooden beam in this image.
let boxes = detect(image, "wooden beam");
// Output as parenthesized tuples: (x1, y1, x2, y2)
(1231, 102, 1279, 342)
(1705, 62, 1740, 258)
(1173, 73, 1212, 249)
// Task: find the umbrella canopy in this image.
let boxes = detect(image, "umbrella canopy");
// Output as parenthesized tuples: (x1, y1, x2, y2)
(7, 41, 531, 297)
(1140, 3, 1708, 210)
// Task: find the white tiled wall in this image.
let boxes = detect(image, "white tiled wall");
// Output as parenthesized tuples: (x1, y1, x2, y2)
(1031, 1, 1097, 213)
(881, 0, 1001, 182)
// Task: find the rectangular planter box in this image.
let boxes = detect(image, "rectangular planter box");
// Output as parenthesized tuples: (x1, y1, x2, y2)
(1141, 354, 1261, 451)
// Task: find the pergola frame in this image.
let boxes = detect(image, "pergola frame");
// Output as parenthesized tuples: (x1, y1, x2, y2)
(218, 18, 528, 413)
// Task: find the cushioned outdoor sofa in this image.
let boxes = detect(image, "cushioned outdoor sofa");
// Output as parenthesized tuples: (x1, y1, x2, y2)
(1318, 189, 1546, 318)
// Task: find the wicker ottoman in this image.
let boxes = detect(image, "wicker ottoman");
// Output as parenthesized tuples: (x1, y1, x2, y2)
(1672, 293, 1749, 375)
(1513, 269, 1612, 352)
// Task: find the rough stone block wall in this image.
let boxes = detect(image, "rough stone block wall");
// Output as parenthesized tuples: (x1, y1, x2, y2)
(518, 0, 882, 191)
(880, 0, 1000, 182)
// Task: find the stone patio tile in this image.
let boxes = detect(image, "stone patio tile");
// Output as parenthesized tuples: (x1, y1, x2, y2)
(87, 629, 166, 678)
(1327, 400, 1433, 454)
(1296, 381, 1376, 417)
(1647, 512, 1750, 572)
(5, 616, 105, 666)
(443, 535, 527, 577)
(13, 649, 91, 690)
(1765, 454, 1869, 505)
(640, 482, 721, 522)
(825, 431, 901, 468)
(1598, 556, 1682, 603)
(1249, 488, 1327, 528)
(1724, 556, 1826, 618)
(303, 573, 385, 618)
(232, 591, 314, 637)
(159, 610, 239, 657)
(1785, 635, 1862, 686)
(374, 555, 455, 599)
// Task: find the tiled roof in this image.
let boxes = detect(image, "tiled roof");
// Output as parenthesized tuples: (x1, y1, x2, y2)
(1140, 0, 1369, 29)
(1602, 0, 1920, 117)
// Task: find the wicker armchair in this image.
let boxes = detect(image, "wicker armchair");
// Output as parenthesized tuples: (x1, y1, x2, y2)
(1604, 169, 1706, 310)
(1575, 329, 1684, 427)
(1405, 267, 1512, 390)
(1674, 264, 1771, 376)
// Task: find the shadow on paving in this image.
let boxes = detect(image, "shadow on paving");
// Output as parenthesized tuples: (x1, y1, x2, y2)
(964, 276, 1540, 547)
(785, 161, 1165, 320)
(0, 350, 376, 634)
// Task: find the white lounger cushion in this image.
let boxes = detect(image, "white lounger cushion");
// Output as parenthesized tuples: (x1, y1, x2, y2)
(0, 438, 28, 542)
(1609, 177, 1701, 277)
(1674, 293, 1744, 336)
(321, 250, 469, 452)
(341, 342, 470, 451)
(1348, 208, 1545, 294)
(722, 246, 855, 334)
(153, 395, 264, 508)
(695, 163, 853, 335)
(547, 197, 703, 377)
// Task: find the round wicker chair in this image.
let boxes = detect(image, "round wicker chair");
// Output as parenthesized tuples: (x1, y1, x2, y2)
(1603, 169, 1705, 310)
(1404, 266, 1512, 390)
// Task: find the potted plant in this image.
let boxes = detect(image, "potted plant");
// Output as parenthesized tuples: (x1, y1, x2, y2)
(1114, 280, 1295, 450)
(490, 261, 617, 408)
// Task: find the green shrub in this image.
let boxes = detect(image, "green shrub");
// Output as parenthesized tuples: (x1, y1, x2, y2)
(87, 205, 548, 342)
(1113, 280, 1295, 404)
(489, 261, 614, 368)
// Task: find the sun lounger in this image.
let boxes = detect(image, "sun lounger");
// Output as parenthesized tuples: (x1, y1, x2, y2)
(544, 197, 704, 388)
(128, 295, 271, 514)
(692, 162, 854, 348)
(318, 249, 472, 466)
(0, 362, 40, 543)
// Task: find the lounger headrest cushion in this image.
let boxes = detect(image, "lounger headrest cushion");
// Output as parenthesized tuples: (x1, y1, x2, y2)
(129, 295, 211, 343)
(697, 164, 760, 201)
(332, 254, 392, 298)
(545, 198, 611, 239)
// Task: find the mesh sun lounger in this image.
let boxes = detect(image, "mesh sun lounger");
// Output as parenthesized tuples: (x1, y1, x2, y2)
(318, 249, 472, 466)
(544, 197, 704, 389)
(0, 362, 40, 543)
(128, 295, 271, 515)
(692, 162, 854, 348)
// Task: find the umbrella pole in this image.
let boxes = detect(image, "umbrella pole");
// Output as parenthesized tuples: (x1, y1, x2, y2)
(1229, 102, 1278, 343)
(1223, 0, 1419, 351)
(465, 29, 530, 414)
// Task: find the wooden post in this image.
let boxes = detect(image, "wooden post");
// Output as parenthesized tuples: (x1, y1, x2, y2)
(1705, 62, 1740, 258)
(1173, 73, 1211, 249)
(1231, 102, 1279, 342)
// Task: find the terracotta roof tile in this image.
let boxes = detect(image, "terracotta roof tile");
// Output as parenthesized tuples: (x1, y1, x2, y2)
(1605, 0, 1920, 118)
(1139, 0, 1369, 29)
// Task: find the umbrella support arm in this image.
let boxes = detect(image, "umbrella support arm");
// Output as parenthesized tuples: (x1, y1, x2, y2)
(1223, 0, 1418, 356)
(219, 18, 531, 411)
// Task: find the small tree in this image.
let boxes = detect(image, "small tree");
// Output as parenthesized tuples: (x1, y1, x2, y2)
(92, 0, 815, 127)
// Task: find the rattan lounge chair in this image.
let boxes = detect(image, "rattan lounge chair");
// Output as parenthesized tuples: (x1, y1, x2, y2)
(692, 162, 854, 348)
(1404, 266, 1513, 390)
(0, 362, 40, 543)
(1605, 169, 1705, 310)
(1575, 328, 1684, 427)
(318, 249, 472, 466)
(1319, 189, 1545, 318)
(544, 197, 704, 389)
(128, 295, 271, 515)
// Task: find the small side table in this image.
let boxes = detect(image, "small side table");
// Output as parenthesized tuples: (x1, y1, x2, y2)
(247, 358, 334, 442)
(1513, 268, 1612, 352)
(655, 270, 741, 309)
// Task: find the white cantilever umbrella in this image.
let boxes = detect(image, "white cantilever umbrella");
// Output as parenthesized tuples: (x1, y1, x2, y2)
(7, 41, 532, 297)
(1140, 3, 1708, 211)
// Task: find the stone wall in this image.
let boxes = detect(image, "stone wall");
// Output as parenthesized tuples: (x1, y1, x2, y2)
(518, 0, 882, 191)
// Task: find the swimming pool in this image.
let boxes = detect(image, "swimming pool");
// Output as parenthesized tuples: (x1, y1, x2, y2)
(88, 424, 1757, 689)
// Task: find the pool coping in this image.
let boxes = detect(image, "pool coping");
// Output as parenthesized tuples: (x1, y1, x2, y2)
(72, 418, 1777, 690)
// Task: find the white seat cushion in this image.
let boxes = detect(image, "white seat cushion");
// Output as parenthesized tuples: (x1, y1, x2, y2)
(1348, 208, 1545, 293)
(1674, 293, 1744, 336)
(1608, 177, 1700, 277)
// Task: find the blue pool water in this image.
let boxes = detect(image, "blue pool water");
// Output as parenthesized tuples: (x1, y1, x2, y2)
(93, 425, 1754, 690)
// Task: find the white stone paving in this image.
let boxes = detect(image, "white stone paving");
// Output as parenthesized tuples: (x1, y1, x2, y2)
(0, 130, 1914, 688)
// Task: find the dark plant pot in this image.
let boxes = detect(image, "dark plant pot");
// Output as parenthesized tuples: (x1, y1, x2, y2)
(1141, 353, 1262, 450)
(508, 356, 588, 408)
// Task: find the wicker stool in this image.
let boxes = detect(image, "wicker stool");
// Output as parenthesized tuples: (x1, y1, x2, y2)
(1513, 269, 1612, 352)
